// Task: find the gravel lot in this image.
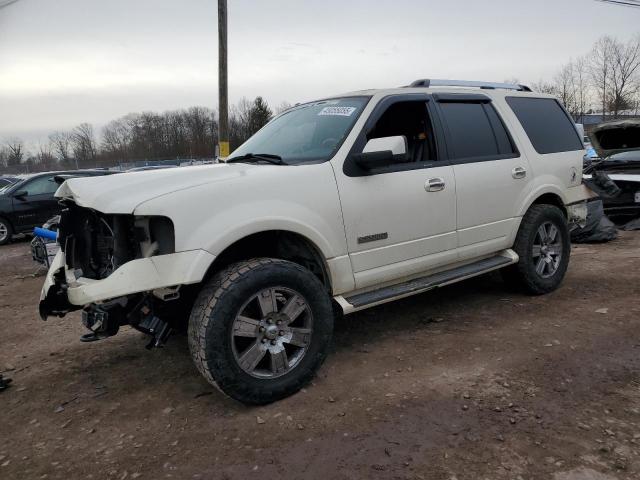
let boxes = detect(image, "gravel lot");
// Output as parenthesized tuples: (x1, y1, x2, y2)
(1, 233, 640, 480)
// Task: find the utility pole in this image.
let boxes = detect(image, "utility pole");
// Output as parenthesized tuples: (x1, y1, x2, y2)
(218, 0, 229, 159)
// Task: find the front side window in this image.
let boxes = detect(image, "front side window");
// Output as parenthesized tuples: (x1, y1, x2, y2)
(506, 97, 583, 154)
(366, 100, 437, 163)
(439, 102, 516, 161)
(228, 97, 369, 164)
(23, 176, 58, 196)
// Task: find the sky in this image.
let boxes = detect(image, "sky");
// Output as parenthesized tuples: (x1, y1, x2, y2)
(0, 0, 639, 147)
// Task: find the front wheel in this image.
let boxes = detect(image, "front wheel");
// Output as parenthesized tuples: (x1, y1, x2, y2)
(502, 204, 571, 295)
(0, 218, 13, 245)
(188, 258, 334, 405)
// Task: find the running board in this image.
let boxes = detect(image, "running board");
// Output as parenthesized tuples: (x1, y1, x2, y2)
(336, 250, 518, 314)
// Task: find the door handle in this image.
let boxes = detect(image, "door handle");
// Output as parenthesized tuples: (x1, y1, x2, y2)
(425, 177, 445, 192)
(512, 167, 527, 179)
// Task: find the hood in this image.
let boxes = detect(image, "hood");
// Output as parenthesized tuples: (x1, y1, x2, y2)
(590, 119, 640, 159)
(56, 163, 261, 214)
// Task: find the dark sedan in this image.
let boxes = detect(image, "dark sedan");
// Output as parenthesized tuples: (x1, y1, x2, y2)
(0, 170, 117, 245)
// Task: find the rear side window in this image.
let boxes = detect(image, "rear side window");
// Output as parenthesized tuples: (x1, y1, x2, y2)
(506, 97, 583, 154)
(438, 102, 517, 161)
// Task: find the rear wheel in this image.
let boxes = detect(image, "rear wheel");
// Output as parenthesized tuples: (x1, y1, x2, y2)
(502, 204, 570, 295)
(0, 218, 12, 245)
(188, 258, 334, 404)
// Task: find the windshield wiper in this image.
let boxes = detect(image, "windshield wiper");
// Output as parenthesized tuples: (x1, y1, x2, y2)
(226, 153, 287, 165)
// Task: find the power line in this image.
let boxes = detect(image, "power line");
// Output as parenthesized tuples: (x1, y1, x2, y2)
(595, 0, 640, 8)
(0, 0, 20, 9)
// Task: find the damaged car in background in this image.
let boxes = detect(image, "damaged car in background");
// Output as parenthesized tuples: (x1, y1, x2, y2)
(573, 119, 640, 242)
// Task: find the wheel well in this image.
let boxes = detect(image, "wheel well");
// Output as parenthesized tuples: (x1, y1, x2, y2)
(531, 193, 566, 217)
(203, 231, 331, 292)
(0, 215, 13, 233)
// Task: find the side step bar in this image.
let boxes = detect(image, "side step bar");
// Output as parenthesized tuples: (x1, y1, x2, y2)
(336, 250, 518, 315)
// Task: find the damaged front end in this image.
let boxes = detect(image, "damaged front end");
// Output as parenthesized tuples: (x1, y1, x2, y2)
(39, 200, 194, 348)
(585, 119, 640, 227)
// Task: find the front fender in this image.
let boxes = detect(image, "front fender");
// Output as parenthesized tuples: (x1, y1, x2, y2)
(133, 163, 348, 260)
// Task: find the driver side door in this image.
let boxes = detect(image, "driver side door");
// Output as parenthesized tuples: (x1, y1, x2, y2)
(334, 94, 457, 290)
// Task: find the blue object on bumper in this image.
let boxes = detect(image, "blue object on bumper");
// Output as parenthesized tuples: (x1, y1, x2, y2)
(34, 227, 58, 241)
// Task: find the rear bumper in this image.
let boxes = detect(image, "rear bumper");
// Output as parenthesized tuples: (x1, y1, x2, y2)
(565, 183, 599, 205)
(39, 249, 215, 319)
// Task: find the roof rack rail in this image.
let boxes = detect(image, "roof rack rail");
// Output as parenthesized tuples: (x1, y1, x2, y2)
(409, 79, 532, 92)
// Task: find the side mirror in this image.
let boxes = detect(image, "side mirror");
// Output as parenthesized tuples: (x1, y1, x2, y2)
(12, 190, 28, 200)
(353, 136, 408, 170)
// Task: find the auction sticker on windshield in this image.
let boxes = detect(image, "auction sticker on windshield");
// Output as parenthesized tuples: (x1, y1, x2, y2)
(318, 106, 357, 117)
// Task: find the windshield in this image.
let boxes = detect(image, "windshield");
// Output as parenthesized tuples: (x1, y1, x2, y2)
(227, 97, 369, 164)
(607, 150, 640, 162)
(2, 176, 30, 195)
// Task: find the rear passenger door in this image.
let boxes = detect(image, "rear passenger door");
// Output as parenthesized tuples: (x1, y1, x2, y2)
(433, 94, 532, 259)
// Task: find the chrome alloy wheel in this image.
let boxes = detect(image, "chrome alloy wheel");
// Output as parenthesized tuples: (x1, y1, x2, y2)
(532, 221, 563, 278)
(231, 287, 313, 378)
(0, 221, 8, 244)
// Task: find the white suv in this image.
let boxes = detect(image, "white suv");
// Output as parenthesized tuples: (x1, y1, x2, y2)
(40, 79, 591, 404)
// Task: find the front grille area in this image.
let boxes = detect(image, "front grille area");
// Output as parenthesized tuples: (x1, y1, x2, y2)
(58, 202, 139, 280)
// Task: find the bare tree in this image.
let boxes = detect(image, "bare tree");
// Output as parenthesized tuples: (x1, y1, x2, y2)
(49, 131, 73, 165)
(608, 34, 640, 117)
(36, 141, 56, 167)
(275, 101, 293, 114)
(4, 137, 24, 166)
(530, 80, 558, 95)
(573, 56, 590, 123)
(553, 63, 579, 116)
(101, 118, 131, 162)
(589, 36, 616, 118)
(71, 123, 97, 166)
(0, 146, 9, 168)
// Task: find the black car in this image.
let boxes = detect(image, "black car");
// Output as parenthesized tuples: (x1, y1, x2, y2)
(0, 170, 117, 245)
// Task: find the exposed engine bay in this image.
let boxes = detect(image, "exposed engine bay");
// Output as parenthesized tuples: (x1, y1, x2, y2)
(59, 201, 175, 280)
(40, 201, 183, 348)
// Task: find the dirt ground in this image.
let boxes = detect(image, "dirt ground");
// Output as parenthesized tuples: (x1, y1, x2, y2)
(1, 233, 640, 480)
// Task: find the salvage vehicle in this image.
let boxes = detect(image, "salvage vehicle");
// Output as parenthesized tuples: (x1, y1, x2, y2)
(40, 79, 592, 404)
(585, 119, 640, 223)
(0, 170, 117, 245)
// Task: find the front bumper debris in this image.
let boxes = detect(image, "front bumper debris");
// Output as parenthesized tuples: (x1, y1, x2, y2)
(39, 249, 215, 320)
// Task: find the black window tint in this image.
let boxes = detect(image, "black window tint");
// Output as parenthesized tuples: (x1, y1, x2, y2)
(506, 97, 583, 154)
(439, 102, 515, 160)
(484, 104, 514, 155)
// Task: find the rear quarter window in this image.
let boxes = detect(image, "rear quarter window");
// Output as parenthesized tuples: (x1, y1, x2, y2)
(506, 97, 583, 154)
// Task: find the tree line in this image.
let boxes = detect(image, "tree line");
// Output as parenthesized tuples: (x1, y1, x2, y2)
(2, 33, 640, 174)
(0, 96, 285, 174)
(529, 34, 640, 122)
